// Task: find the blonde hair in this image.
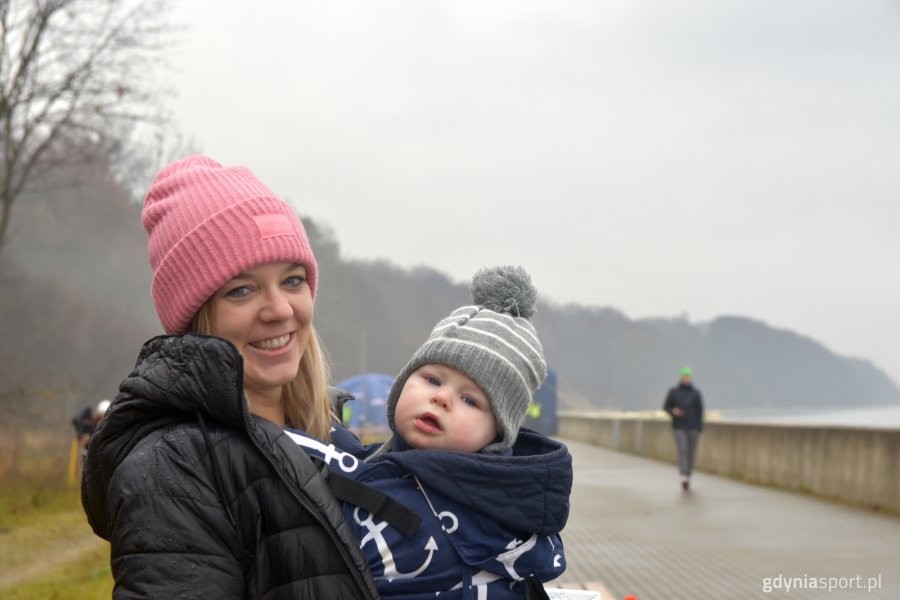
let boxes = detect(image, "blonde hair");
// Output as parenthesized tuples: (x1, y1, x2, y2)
(189, 302, 335, 441)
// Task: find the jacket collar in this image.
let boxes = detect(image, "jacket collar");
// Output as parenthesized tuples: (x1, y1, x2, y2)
(376, 429, 572, 536)
(83, 334, 247, 538)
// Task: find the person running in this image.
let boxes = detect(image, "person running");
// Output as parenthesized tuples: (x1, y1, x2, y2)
(663, 366, 705, 491)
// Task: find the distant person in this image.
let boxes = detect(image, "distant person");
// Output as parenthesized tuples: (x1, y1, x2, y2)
(288, 266, 572, 598)
(663, 366, 704, 491)
(72, 400, 110, 456)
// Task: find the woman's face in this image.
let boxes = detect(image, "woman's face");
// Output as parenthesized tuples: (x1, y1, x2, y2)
(209, 262, 313, 403)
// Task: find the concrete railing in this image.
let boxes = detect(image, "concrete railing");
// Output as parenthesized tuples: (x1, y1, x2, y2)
(558, 411, 900, 514)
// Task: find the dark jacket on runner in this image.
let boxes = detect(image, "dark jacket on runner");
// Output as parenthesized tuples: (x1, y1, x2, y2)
(81, 334, 380, 600)
(663, 382, 704, 432)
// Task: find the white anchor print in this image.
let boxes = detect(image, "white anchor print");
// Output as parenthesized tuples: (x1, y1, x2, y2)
(353, 506, 438, 581)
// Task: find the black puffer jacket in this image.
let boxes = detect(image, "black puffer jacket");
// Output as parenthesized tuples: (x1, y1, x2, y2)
(82, 334, 380, 599)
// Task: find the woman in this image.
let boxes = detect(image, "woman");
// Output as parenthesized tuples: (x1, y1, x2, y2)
(82, 156, 380, 599)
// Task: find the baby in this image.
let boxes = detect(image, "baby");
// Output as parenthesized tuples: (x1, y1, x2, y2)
(289, 266, 572, 599)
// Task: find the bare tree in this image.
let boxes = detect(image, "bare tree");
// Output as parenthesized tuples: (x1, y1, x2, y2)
(0, 0, 172, 252)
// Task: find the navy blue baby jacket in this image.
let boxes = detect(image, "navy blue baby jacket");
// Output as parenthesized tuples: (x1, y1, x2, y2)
(286, 424, 573, 599)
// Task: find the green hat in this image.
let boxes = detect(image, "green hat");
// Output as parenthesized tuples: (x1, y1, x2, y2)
(680, 366, 693, 378)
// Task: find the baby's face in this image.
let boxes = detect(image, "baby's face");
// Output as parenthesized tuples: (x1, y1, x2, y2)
(394, 364, 497, 453)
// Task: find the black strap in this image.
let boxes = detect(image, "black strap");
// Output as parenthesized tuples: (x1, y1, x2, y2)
(525, 576, 551, 600)
(311, 456, 421, 538)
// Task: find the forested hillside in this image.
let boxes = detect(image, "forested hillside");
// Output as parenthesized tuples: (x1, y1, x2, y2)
(2, 164, 898, 427)
(307, 222, 900, 411)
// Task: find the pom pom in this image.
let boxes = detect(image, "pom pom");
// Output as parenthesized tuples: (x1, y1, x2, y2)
(470, 266, 537, 319)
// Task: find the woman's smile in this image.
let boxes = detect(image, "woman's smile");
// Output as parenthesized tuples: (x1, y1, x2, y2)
(249, 332, 295, 352)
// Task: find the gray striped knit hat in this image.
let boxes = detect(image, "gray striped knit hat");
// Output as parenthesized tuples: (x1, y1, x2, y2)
(381, 265, 547, 454)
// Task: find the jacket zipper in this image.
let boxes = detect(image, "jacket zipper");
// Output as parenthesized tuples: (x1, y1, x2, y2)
(236, 387, 376, 599)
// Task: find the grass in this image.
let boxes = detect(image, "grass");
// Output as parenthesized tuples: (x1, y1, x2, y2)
(0, 483, 80, 530)
(0, 544, 113, 600)
(0, 426, 114, 599)
(0, 483, 114, 599)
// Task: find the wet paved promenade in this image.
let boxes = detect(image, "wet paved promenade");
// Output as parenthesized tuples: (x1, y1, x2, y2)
(555, 439, 900, 600)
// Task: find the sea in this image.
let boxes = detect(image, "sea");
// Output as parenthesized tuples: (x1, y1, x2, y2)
(719, 405, 900, 429)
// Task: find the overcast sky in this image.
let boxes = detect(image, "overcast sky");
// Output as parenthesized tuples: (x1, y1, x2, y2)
(165, 0, 900, 387)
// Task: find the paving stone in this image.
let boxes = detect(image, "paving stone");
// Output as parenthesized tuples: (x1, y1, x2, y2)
(559, 438, 900, 600)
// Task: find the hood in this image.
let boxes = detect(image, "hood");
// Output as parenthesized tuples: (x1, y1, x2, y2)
(377, 429, 571, 536)
(81, 334, 246, 539)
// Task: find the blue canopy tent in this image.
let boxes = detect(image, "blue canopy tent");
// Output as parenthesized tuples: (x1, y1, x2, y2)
(337, 373, 395, 442)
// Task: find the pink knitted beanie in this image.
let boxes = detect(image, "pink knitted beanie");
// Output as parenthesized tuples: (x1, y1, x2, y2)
(142, 155, 318, 335)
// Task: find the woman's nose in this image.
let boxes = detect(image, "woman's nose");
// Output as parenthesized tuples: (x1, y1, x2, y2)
(260, 291, 293, 321)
